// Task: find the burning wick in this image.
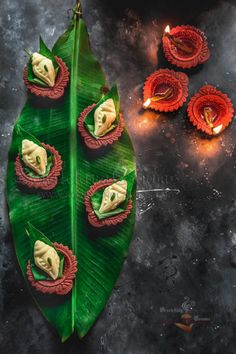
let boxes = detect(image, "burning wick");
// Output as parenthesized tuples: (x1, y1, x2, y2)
(203, 106, 223, 135)
(164, 25, 193, 54)
(212, 124, 223, 135)
(143, 98, 152, 108)
(143, 88, 173, 108)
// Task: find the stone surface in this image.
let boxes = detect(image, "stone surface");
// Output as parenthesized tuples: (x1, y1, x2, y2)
(1, 0, 236, 353)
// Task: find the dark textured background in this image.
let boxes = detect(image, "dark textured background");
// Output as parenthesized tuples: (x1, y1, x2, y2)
(1, 0, 236, 353)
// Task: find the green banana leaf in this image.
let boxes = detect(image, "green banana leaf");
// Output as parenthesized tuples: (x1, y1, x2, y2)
(6, 9, 136, 341)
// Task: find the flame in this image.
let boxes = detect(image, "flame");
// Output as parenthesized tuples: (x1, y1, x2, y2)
(143, 98, 151, 108)
(164, 25, 170, 34)
(127, 94, 160, 136)
(212, 124, 223, 135)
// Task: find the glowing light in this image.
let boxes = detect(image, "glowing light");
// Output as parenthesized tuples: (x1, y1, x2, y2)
(164, 25, 170, 34)
(128, 109, 160, 136)
(212, 124, 223, 135)
(190, 136, 222, 159)
(143, 98, 151, 108)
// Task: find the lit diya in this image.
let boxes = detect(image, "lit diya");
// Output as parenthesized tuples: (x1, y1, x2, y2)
(143, 69, 189, 112)
(187, 85, 234, 136)
(162, 25, 210, 69)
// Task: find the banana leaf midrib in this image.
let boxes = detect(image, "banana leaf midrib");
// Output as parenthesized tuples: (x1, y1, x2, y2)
(70, 13, 80, 333)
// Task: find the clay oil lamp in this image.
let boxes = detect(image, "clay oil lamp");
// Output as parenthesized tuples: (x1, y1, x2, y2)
(187, 85, 234, 136)
(162, 25, 210, 69)
(143, 69, 189, 112)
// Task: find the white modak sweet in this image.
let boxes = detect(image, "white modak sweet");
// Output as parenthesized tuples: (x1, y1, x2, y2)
(34, 240, 60, 280)
(22, 139, 47, 176)
(94, 98, 116, 137)
(32, 52, 56, 87)
(99, 180, 127, 214)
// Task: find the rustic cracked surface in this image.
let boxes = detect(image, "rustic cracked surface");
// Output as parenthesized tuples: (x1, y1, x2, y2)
(1, 0, 236, 353)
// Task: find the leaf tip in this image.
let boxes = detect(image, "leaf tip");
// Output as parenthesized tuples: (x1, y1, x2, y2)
(24, 48, 32, 57)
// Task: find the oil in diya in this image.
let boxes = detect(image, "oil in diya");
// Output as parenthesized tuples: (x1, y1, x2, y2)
(143, 69, 189, 112)
(162, 25, 210, 69)
(164, 25, 194, 55)
(187, 85, 234, 136)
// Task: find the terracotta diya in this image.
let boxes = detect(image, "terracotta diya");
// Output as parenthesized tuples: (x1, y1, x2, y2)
(187, 85, 234, 136)
(162, 25, 210, 69)
(143, 69, 189, 112)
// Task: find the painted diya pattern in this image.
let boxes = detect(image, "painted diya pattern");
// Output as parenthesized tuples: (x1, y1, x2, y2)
(24, 56, 69, 100)
(143, 69, 189, 112)
(187, 85, 234, 135)
(162, 25, 210, 69)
